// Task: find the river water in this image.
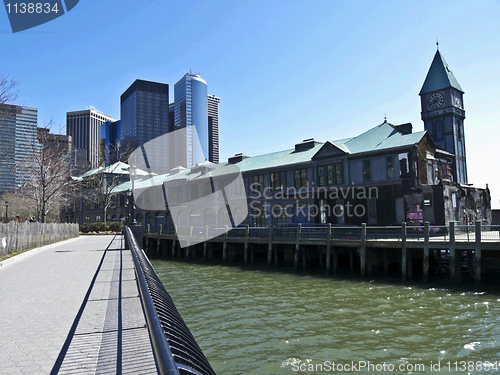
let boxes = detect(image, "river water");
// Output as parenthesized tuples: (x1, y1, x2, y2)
(151, 260, 500, 374)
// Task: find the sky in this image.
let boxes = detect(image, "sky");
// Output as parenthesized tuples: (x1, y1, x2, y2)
(2, 0, 500, 208)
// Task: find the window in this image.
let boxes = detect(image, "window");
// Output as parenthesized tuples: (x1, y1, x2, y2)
(271, 172, 283, 190)
(327, 165, 334, 185)
(435, 120, 443, 140)
(335, 163, 343, 185)
(318, 166, 325, 187)
(363, 160, 372, 181)
(399, 153, 409, 178)
(252, 175, 264, 192)
(95, 215, 101, 222)
(294, 169, 307, 188)
(386, 156, 395, 179)
(424, 194, 432, 206)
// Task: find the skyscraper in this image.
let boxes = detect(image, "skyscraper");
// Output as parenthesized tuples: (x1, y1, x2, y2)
(66, 107, 115, 172)
(0, 104, 39, 193)
(207, 95, 220, 164)
(174, 73, 208, 168)
(120, 79, 169, 149)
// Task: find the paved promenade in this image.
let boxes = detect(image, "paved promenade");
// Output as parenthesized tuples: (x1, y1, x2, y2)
(0, 235, 158, 374)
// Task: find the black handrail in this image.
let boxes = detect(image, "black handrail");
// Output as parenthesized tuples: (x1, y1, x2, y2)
(124, 226, 217, 375)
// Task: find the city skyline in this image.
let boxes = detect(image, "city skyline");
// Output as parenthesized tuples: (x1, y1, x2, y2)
(2, 1, 500, 207)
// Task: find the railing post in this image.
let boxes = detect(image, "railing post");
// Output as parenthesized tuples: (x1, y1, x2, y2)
(223, 225, 228, 262)
(267, 226, 274, 267)
(449, 221, 457, 283)
(401, 222, 407, 281)
(423, 222, 430, 283)
(360, 223, 366, 277)
(294, 224, 302, 271)
(475, 221, 482, 286)
(244, 225, 250, 264)
(326, 223, 331, 274)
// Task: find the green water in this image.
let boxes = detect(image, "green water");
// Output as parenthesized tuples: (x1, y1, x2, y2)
(151, 260, 500, 374)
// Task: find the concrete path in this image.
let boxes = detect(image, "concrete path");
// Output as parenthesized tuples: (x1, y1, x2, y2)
(0, 235, 158, 374)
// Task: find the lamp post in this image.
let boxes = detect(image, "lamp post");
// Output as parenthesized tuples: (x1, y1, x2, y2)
(127, 190, 138, 225)
(5, 201, 9, 222)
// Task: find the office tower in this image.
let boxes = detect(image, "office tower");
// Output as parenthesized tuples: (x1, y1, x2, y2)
(207, 95, 220, 164)
(120, 79, 169, 149)
(37, 128, 72, 155)
(0, 104, 39, 193)
(66, 107, 115, 172)
(174, 73, 208, 168)
(101, 120, 121, 165)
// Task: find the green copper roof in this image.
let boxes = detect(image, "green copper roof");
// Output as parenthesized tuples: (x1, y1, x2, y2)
(420, 50, 463, 95)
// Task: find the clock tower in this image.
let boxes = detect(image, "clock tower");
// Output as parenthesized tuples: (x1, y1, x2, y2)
(419, 49, 468, 184)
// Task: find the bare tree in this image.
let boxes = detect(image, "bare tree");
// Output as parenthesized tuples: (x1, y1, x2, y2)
(0, 75, 20, 183)
(82, 142, 131, 222)
(16, 123, 74, 223)
(0, 74, 19, 108)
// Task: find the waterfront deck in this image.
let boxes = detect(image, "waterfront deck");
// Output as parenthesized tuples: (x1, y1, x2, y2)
(0, 235, 157, 375)
(145, 222, 500, 286)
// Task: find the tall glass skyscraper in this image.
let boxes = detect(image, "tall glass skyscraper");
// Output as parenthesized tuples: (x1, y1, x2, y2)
(120, 79, 169, 149)
(208, 95, 220, 164)
(0, 104, 39, 193)
(174, 73, 208, 168)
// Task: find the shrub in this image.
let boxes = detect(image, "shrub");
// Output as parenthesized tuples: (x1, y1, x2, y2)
(80, 221, 124, 234)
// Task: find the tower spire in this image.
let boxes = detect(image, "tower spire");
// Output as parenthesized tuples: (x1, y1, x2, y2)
(436, 38, 439, 50)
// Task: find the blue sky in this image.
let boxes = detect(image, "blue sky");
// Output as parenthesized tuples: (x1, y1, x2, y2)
(2, 0, 500, 208)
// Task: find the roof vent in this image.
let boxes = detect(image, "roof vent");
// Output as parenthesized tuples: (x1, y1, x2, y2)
(295, 138, 321, 152)
(228, 153, 250, 164)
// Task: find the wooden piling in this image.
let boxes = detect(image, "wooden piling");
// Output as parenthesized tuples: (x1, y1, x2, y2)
(449, 221, 457, 283)
(360, 223, 366, 277)
(244, 225, 249, 265)
(267, 226, 274, 267)
(223, 225, 228, 262)
(401, 222, 407, 281)
(326, 223, 331, 274)
(475, 221, 482, 286)
(423, 222, 430, 283)
(156, 225, 162, 256)
(294, 224, 301, 271)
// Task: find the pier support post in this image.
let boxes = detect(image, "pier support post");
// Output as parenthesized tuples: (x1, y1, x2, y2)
(360, 223, 366, 277)
(449, 221, 457, 283)
(244, 225, 250, 265)
(294, 224, 302, 271)
(267, 226, 274, 267)
(203, 226, 208, 261)
(475, 221, 482, 286)
(326, 223, 331, 274)
(146, 224, 150, 250)
(223, 225, 228, 262)
(156, 225, 162, 257)
(423, 222, 430, 283)
(384, 249, 389, 277)
(401, 222, 407, 281)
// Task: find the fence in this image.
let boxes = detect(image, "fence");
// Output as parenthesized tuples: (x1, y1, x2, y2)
(0, 221, 80, 257)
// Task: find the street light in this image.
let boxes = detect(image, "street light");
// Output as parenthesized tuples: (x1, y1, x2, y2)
(127, 190, 138, 225)
(4, 201, 9, 222)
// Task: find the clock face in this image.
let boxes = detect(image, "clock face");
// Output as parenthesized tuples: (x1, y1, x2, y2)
(428, 92, 444, 109)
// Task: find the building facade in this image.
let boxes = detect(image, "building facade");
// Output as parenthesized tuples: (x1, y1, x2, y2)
(174, 73, 208, 168)
(208, 95, 220, 164)
(101, 120, 121, 165)
(0, 104, 39, 193)
(66, 107, 115, 173)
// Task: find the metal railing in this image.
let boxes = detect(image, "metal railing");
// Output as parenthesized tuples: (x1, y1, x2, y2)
(124, 226, 217, 375)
